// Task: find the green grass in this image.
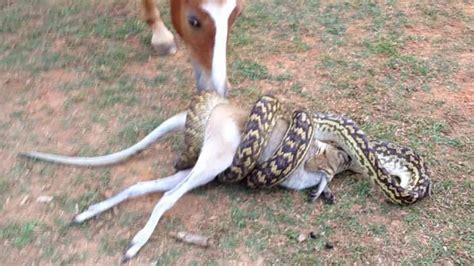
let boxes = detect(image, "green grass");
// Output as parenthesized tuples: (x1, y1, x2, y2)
(57, 191, 101, 214)
(110, 116, 165, 147)
(0, 0, 472, 264)
(0, 222, 37, 249)
(232, 59, 270, 81)
(154, 249, 183, 265)
(99, 236, 128, 256)
(93, 75, 141, 107)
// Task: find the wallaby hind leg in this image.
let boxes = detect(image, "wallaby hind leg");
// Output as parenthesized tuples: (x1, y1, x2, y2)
(73, 169, 191, 224)
(122, 104, 243, 261)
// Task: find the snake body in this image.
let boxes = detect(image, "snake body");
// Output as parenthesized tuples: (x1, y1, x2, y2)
(246, 111, 314, 188)
(182, 93, 432, 205)
(20, 91, 432, 205)
(218, 96, 282, 183)
(175, 92, 228, 170)
(312, 113, 432, 204)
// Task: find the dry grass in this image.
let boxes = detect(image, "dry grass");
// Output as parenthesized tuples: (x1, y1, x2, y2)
(0, 0, 472, 264)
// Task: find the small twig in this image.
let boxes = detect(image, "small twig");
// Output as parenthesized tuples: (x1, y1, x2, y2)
(169, 231, 212, 248)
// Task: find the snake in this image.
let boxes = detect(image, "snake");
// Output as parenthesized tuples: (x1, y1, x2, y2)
(175, 91, 228, 170)
(181, 92, 432, 205)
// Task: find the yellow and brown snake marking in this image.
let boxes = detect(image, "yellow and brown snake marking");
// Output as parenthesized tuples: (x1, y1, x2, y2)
(181, 92, 432, 205)
(313, 113, 432, 205)
(175, 91, 228, 170)
(247, 110, 314, 188)
(218, 96, 282, 183)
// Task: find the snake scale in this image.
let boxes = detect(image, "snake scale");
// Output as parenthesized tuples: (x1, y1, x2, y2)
(178, 92, 432, 205)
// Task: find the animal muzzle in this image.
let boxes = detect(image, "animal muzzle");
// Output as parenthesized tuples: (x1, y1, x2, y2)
(193, 63, 229, 97)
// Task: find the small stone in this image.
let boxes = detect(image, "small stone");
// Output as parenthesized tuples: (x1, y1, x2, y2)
(325, 242, 334, 249)
(20, 195, 30, 206)
(36, 196, 53, 203)
(297, 233, 306, 243)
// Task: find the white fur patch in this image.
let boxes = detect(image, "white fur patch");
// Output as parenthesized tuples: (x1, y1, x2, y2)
(202, 0, 237, 96)
(377, 154, 411, 188)
(280, 167, 325, 190)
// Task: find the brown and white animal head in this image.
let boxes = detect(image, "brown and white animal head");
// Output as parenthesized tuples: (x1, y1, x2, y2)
(171, 0, 242, 96)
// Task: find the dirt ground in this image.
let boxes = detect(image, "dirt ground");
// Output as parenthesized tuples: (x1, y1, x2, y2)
(0, 0, 472, 265)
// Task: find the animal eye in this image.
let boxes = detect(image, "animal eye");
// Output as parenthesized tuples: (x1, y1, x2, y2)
(188, 15, 201, 28)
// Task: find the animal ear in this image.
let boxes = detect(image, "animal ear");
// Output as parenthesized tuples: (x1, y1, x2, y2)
(229, 3, 243, 26)
(235, 2, 243, 17)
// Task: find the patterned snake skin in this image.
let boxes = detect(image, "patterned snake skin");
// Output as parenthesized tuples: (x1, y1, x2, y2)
(178, 92, 432, 205)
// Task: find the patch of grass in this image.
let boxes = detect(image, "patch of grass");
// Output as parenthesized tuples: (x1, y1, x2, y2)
(1, 0, 472, 264)
(232, 60, 269, 81)
(73, 170, 112, 189)
(144, 74, 168, 88)
(76, 191, 101, 211)
(113, 18, 147, 40)
(264, 208, 298, 226)
(318, 4, 348, 36)
(41, 245, 59, 261)
(0, 8, 26, 33)
(63, 94, 87, 111)
(59, 252, 88, 265)
(155, 249, 183, 265)
(53, 218, 71, 236)
(0, 178, 9, 195)
(353, 180, 372, 199)
(58, 191, 101, 214)
(91, 44, 132, 80)
(91, 16, 115, 39)
(290, 83, 303, 94)
(368, 224, 387, 236)
(387, 55, 430, 77)
(428, 55, 459, 79)
(321, 54, 349, 69)
(291, 36, 311, 52)
(10, 110, 25, 120)
(318, 54, 369, 95)
(404, 211, 421, 226)
(118, 211, 143, 227)
(111, 116, 165, 147)
(274, 73, 292, 82)
(232, 86, 262, 99)
(221, 233, 240, 250)
(346, 216, 365, 235)
(99, 236, 128, 256)
(0, 222, 37, 249)
(406, 118, 465, 153)
(8, 161, 30, 179)
(366, 37, 401, 57)
(230, 206, 259, 229)
(244, 235, 268, 252)
(44, 1, 91, 34)
(361, 121, 397, 141)
(0, 40, 37, 70)
(60, 77, 98, 92)
(231, 32, 254, 47)
(0, 43, 75, 74)
(93, 76, 140, 108)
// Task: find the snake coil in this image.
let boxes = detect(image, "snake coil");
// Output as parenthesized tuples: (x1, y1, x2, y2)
(180, 92, 432, 205)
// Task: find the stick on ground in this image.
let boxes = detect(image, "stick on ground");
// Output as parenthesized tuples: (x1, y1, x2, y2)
(169, 231, 212, 247)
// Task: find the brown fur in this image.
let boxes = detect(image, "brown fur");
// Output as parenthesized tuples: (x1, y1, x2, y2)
(142, 0, 242, 76)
